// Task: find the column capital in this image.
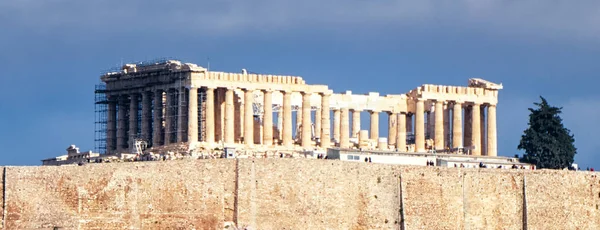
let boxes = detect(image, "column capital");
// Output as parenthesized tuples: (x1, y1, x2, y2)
(416, 98, 426, 102)
(369, 110, 380, 114)
(301, 91, 312, 96)
(453, 100, 464, 105)
(204, 86, 217, 90)
(351, 109, 362, 112)
(487, 103, 497, 107)
(262, 89, 274, 93)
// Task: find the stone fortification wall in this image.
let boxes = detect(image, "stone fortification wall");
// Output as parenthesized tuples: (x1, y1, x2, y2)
(1, 159, 599, 229)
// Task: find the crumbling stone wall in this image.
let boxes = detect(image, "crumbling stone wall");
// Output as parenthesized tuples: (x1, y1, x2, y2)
(1, 159, 599, 229)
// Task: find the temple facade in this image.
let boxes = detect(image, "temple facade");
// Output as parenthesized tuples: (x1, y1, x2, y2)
(99, 60, 501, 156)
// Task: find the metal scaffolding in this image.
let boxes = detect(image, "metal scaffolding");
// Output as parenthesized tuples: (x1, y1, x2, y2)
(94, 84, 108, 154)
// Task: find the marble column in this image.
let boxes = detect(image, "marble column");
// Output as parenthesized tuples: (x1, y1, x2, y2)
(164, 90, 174, 145)
(277, 109, 283, 142)
(333, 109, 341, 143)
(340, 108, 350, 148)
(434, 100, 444, 150)
(452, 101, 463, 149)
(153, 90, 163, 147)
(107, 97, 117, 152)
(301, 92, 312, 148)
(487, 104, 497, 157)
(471, 103, 481, 156)
(415, 99, 425, 152)
(225, 88, 235, 145)
(205, 87, 215, 145)
(177, 88, 187, 143)
(282, 91, 293, 147)
(141, 92, 152, 143)
(117, 95, 128, 152)
(244, 89, 254, 146)
(396, 112, 406, 152)
(263, 90, 273, 146)
(188, 87, 198, 144)
(296, 104, 302, 138)
(216, 89, 225, 142)
(351, 109, 361, 138)
(370, 110, 379, 140)
(320, 93, 331, 148)
(388, 112, 397, 147)
(129, 93, 139, 149)
(480, 105, 487, 156)
(315, 103, 322, 139)
(443, 103, 450, 148)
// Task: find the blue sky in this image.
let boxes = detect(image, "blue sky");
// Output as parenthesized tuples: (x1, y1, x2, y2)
(1, 1, 599, 168)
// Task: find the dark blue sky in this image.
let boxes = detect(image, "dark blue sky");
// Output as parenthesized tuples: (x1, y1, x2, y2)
(1, 1, 598, 168)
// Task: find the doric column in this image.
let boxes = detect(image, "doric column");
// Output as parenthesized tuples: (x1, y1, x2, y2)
(333, 109, 341, 143)
(452, 101, 463, 149)
(480, 105, 487, 156)
(225, 87, 235, 145)
(188, 87, 198, 144)
(320, 93, 331, 148)
(415, 99, 425, 152)
(107, 97, 117, 153)
(141, 92, 152, 143)
(443, 103, 450, 147)
(164, 89, 174, 145)
(351, 109, 361, 138)
(471, 103, 481, 156)
(340, 108, 350, 148)
(263, 90, 273, 146)
(315, 103, 322, 139)
(487, 104, 497, 157)
(205, 87, 215, 144)
(153, 90, 163, 147)
(282, 91, 293, 147)
(216, 89, 225, 142)
(396, 112, 406, 152)
(177, 88, 187, 143)
(129, 93, 139, 149)
(297, 104, 303, 134)
(244, 89, 254, 146)
(117, 95, 128, 152)
(301, 92, 312, 148)
(369, 110, 379, 140)
(277, 109, 283, 142)
(434, 100, 444, 150)
(388, 112, 397, 147)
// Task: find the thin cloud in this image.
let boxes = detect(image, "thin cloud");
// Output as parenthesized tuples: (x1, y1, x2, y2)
(2, 0, 600, 40)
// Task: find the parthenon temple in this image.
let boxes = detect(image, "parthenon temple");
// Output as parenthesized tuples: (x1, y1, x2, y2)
(98, 60, 502, 156)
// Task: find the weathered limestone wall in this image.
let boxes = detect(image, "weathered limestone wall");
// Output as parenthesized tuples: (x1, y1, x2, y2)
(2, 160, 599, 229)
(236, 160, 400, 229)
(4, 161, 236, 229)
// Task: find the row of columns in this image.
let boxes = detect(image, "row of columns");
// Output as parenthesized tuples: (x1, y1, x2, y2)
(106, 89, 496, 157)
(198, 88, 333, 149)
(326, 99, 496, 156)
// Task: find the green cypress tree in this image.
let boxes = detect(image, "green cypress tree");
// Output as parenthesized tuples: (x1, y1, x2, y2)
(518, 97, 576, 169)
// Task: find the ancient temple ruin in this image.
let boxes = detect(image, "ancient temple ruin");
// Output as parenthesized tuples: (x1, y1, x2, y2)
(94, 59, 502, 156)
